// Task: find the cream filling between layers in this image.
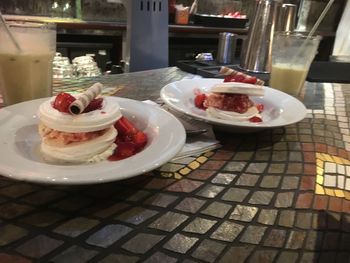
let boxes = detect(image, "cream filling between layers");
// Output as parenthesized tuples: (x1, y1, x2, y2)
(206, 106, 259, 121)
(40, 126, 117, 163)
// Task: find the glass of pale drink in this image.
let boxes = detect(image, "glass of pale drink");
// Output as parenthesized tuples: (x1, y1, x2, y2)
(269, 32, 321, 96)
(0, 21, 56, 106)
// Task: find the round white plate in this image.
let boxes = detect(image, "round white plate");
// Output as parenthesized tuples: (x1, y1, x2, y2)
(160, 78, 307, 132)
(0, 97, 186, 185)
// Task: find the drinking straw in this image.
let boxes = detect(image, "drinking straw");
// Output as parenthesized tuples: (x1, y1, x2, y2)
(307, 0, 335, 38)
(0, 11, 22, 53)
(292, 0, 334, 63)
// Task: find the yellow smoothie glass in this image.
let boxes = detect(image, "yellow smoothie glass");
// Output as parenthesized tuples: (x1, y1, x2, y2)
(269, 32, 321, 96)
(0, 21, 56, 106)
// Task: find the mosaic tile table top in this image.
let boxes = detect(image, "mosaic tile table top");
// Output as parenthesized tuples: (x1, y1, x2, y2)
(1, 67, 350, 262)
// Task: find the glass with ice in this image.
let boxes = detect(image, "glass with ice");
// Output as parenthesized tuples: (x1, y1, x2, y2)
(0, 21, 56, 105)
(269, 32, 321, 96)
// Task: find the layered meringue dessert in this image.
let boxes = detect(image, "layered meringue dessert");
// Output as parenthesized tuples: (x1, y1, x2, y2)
(194, 82, 265, 122)
(38, 92, 122, 163)
(38, 83, 148, 164)
(38, 98, 122, 163)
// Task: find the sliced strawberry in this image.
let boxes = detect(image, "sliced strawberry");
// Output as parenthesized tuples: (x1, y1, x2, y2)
(133, 131, 147, 150)
(243, 76, 257, 84)
(108, 142, 137, 161)
(256, 103, 264, 113)
(233, 74, 245, 82)
(194, 94, 207, 109)
(114, 116, 138, 136)
(53, 92, 76, 113)
(224, 75, 236, 82)
(249, 116, 262, 123)
(83, 98, 103, 113)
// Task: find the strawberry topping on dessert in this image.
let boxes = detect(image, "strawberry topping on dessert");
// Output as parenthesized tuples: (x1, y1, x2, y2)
(194, 75, 265, 123)
(83, 97, 103, 113)
(52, 92, 104, 114)
(109, 116, 148, 161)
(194, 93, 207, 110)
(53, 93, 76, 113)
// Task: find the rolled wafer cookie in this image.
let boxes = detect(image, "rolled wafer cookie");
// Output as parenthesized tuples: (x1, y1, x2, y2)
(69, 83, 103, 115)
(219, 66, 265, 86)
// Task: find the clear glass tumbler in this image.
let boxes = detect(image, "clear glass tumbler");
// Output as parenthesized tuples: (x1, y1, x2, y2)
(0, 21, 56, 106)
(269, 32, 321, 96)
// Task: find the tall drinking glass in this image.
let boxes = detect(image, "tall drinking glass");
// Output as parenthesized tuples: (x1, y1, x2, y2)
(0, 21, 56, 106)
(269, 32, 321, 96)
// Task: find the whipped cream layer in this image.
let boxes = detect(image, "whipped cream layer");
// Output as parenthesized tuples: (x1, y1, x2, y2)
(40, 126, 117, 164)
(207, 106, 259, 121)
(38, 96, 122, 133)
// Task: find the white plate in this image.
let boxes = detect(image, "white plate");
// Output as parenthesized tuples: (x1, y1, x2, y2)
(160, 78, 307, 132)
(0, 97, 186, 185)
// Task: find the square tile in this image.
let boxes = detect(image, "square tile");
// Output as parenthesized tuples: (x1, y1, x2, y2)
(54, 217, 99, 237)
(143, 252, 176, 263)
(86, 224, 132, 248)
(0, 224, 27, 246)
(229, 205, 258, 222)
(115, 207, 158, 225)
(221, 188, 250, 202)
(175, 197, 206, 214)
(324, 174, 337, 187)
(211, 173, 237, 185)
(196, 185, 225, 198)
(240, 226, 267, 244)
(260, 176, 281, 188)
(263, 229, 287, 248)
(148, 212, 188, 232)
(163, 233, 198, 254)
(51, 245, 98, 263)
(338, 176, 345, 189)
(16, 235, 63, 258)
(183, 217, 217, 234)
(144, 193, 178, 208)
(219, 245, 255, 263)
(123, 233, 164, 254)
(210, 221, 244, 242)
(257, 209, 278, 225)
(191, 239, 226, 262)
(235, 174, 259, 186)
(200, 201, 231, 218)
(249, 191, 274, 205)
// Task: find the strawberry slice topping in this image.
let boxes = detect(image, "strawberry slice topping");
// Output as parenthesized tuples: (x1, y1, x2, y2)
(110, 116, 148, 160)
(53, 93, 76, 113)
(132, 131, 148, 149)
(194, 93, 207, 110)
(114, 116, 138, 136)
(249, 116, 262, 123)
(242, 76, 257, 84)
(53, 92, 104, 114)
(224, 73, 257, 84)
(83, 98, 103, 113)
(223, 75, 236, 82)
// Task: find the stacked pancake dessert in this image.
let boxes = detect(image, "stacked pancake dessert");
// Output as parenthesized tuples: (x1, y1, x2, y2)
(194, 82, 265, 123)
(38, 83, 122, 163)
